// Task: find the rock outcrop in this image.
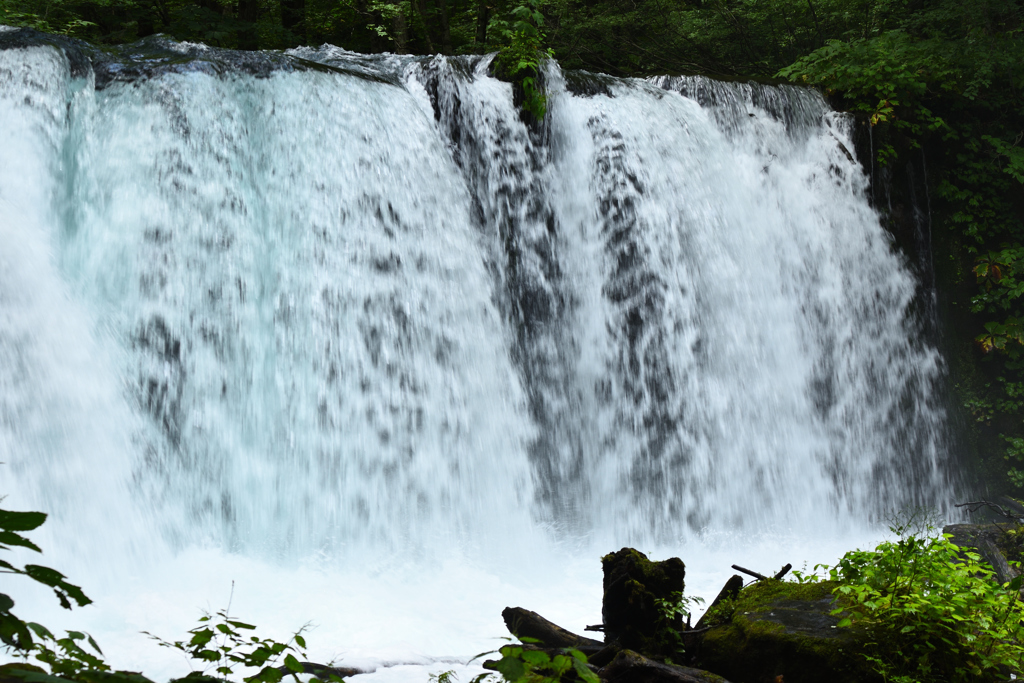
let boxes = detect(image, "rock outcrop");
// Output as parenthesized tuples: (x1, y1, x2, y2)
(696, 579, 879, 683)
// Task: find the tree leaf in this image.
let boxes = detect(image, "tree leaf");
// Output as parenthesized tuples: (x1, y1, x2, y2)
(0, 510, 47, 532)
(0, 531, 42, 553)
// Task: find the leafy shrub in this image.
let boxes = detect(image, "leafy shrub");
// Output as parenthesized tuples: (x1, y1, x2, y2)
(804, 520, 1024, 683)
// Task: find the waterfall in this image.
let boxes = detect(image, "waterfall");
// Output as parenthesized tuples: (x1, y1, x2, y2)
(0, 28, 951, 678)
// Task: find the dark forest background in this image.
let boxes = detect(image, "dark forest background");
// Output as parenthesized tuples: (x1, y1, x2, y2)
(1, 0, 1022, 499)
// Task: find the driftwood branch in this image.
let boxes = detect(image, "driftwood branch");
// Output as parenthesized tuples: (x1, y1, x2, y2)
(685, 625, 713, 636)
(956, 499, 1024, 523)
(731, 563, 792, 582)
(731, 565, 768, 581)
(600, 649, 726, 683)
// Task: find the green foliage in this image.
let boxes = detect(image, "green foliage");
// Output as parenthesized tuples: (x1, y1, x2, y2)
(653, 590, 703, 623)
(471, 639, 599, 683)
(1, 501, 150, 683)
(145, 605, 331, 683)
(24, 625, 111, 678)
(428, 671, 459, 683)
(807, 518, 1024, 683)
(960, 376, 1024, 488)
(0, 504, 92, 654)
(651, 591, 703, 662)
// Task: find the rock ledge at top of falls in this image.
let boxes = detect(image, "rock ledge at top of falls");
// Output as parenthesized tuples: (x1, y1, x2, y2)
(0, 27, 402, 88)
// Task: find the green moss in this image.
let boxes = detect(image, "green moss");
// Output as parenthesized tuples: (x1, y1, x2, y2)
(697, 580, 878, 683)
(600, 548, 686, 659)
(734, 579, 837, 610)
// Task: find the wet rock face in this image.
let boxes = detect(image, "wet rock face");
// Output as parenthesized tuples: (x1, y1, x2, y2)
(697, 580, 880, 683)
(743, 597, 847, 637)
(602, 547, 686, 654)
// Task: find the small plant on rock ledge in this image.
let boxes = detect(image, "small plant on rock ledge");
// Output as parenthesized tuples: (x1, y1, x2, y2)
(653, 591, 704, 664)
(490, 0, 552, 121)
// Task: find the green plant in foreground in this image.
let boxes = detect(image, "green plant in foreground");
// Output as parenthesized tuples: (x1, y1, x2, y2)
(428, 671, 459, 683)
(146, 601, 337, 683)
(2, 497, 336, 683)
(0, 504, 93, 654)
(471, 638, 599, 683)
(803, 518, 1024, 683)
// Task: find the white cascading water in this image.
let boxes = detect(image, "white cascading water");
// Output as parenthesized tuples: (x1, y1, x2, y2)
(1, 29, 951, 681)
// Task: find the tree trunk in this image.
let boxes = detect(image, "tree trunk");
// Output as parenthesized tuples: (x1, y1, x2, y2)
(475, 0, 489, 46)
(432, 0, 453, 54)
(413, 0, 437, 53)
(236, 0, 259, 49)
(281, 0, 306, 45)
(392, 11, 409, 53)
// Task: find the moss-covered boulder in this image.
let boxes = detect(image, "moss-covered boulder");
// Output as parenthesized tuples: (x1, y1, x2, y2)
(696, 580, 879, 683)
(601, 547, 686, 657)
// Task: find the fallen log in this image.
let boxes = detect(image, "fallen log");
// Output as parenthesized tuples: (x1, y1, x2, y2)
(502, 606, 605, 651)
